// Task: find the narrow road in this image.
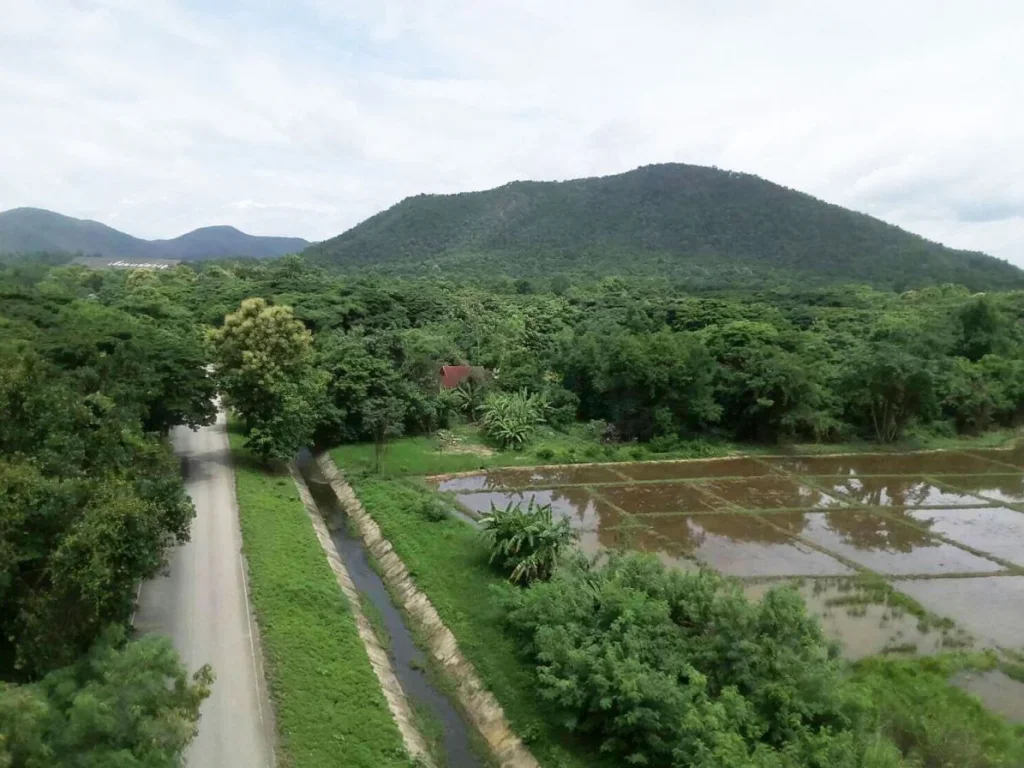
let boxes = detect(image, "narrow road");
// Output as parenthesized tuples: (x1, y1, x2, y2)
(135, 411, 274, 768)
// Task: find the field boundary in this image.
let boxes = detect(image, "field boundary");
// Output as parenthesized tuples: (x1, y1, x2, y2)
(316, 452, 540, 768)
(288, 465, 431, 765)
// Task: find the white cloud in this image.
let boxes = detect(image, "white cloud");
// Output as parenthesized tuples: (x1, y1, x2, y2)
(0, 0, 1021, 264)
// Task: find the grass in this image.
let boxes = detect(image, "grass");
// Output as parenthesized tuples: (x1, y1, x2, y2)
(330, 423, 1022, 479)
(228, 430, 412, 768)
(346, 473, 603, 768)
(851, 654, 1024, 767)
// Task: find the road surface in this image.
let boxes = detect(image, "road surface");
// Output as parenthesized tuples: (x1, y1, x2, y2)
(135, 412, 275, 768)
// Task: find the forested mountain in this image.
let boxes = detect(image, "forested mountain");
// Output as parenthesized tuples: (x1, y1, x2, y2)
(303, 164, 1024, 290)
(0, 207, 308, 260)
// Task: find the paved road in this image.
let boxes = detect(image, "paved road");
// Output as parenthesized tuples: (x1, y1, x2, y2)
(136, 412, 274, 768)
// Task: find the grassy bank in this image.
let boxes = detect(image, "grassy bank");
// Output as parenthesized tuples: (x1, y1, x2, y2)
(347, 473, 600, 768)
(229, 431, 411, 768)
(330, 424, 1021, 478)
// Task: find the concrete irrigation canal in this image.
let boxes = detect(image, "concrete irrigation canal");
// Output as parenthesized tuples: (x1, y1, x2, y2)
(295, 450, 484, 768)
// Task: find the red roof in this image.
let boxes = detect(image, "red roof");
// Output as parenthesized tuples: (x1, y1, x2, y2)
(439, 365, 473, 389)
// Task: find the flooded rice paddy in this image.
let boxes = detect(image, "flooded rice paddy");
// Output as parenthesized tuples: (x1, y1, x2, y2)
(431, 447, 1024, 667)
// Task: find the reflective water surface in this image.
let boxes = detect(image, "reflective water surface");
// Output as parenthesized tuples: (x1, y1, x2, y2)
(907, 507, 1024, 566)
(767, 511, 1005, 575)
(637, 513, 852, 577)
(701, 476, 846, 509)
(894, 576, 1024, 649)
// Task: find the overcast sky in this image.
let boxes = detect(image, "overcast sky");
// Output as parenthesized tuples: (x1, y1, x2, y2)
(1, 1, 1021, 264)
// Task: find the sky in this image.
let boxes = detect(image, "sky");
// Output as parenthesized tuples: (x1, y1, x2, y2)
(1, 0, 1022, 264)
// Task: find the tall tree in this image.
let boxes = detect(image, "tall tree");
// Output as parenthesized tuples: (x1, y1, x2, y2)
(209, 298, 325, 460)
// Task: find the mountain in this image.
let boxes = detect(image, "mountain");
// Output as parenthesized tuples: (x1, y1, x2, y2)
(303, 164, 1024, 290)
(0, 208, 308, 261)
(151, 226, 309, 260)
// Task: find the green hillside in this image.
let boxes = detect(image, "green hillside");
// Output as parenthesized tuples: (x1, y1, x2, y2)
(0, 208, 308, 261)
(303, 164, 1023, 290)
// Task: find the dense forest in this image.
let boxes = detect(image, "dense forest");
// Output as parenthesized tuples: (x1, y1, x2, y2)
(0, 258, 215, 764)
(303, 164, 1024, 291)
(169, 255, 1024, 461)
(2, 254, 1024, 765)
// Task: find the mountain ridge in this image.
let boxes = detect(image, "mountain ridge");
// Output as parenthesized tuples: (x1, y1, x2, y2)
(302, 163, 1023, 290)
(0, 207, 308, 261)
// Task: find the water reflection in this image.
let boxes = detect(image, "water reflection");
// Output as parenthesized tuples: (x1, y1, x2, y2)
(637, 513, 852, 577)
(766, 509, 933, 552)
(895, 576, 1024, 649)
(597, 482, 730, 514)
(908, 507, 1024, 566)
(822, 476, 985, 507)
(937, 474, 1024, 505)
(436, 464, 624, 492)
(617, 457, 772, 481)
(769, 511, 1004, 575)
(702, 476, 845, 509)
(768, 452, 1008, 476)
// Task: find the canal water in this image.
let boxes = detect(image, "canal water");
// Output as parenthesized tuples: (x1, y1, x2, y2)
(296, 451, 483, 768)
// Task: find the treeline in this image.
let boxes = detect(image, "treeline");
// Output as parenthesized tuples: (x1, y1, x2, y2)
(178, 257, 1024, 459)
(0, 262, 214, 764)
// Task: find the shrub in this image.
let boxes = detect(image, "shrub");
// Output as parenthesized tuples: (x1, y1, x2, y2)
(417, 498, 449, 522)
(480, 390, 546, 450)
(501, 553, 870, 767)
(534, 446, 556, 461)
(479, 499, 577, 584)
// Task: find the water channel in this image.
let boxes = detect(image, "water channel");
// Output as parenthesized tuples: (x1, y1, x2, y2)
(296, 451, 483, 768)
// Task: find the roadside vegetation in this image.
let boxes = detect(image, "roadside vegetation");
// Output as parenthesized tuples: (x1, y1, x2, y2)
(228, 429, 412, 768)
(0, 260, 215, 763)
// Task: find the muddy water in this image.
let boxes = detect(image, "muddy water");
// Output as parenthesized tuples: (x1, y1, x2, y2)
(435, 464, 624, 491)
(297, 454, 483, 768)
(453, 487, 607, 522)
(968, 447, 1024, 470)
(616, 457, 772, 481)
(767, 452, 1010, 476)
(819, 476, 988, 507)
(767, 510, 1004, 575)
(597, 482, 730, 514)
(894, 576, 1024, 649)
(937, 474, 1024, 505)
(907, 507, 1024, 567)
(701, 476, 845, 509)
(743, 579, 971, 659)
(953, 670, 1024, 724)
(637, 513, 852, 577)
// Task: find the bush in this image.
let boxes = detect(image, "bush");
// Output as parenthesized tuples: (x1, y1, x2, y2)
(649, 434, 682, 453)
(417, 498, 448, 523)
(534, 446, 556, 461)
(479, 499, 577, 584)
(480, 390, 546, 450)
(501, 553, 869, 767)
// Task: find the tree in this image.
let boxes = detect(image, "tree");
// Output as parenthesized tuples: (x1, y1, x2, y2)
(841, 343, 936, 443)
(361, 397, 407, 474)
(209, 298, 325, 460)
(0, 631, 211, 767)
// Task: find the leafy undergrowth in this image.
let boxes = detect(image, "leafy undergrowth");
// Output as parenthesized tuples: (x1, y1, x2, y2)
(349, 473, 602, 768)
(229, 433, 411, 768)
